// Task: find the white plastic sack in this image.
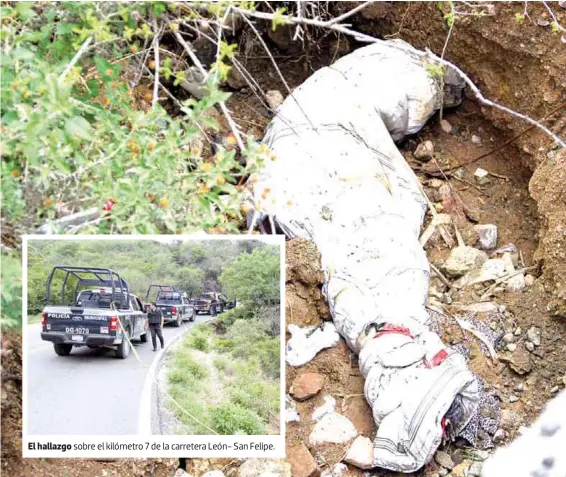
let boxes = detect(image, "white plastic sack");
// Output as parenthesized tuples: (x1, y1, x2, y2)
(249, 40, 479, 472)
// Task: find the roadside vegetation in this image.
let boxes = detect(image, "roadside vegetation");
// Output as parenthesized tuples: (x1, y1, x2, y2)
(164, 249, 281, 435)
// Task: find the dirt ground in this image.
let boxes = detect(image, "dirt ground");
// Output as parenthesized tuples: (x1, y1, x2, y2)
(2, 2, 566, 477)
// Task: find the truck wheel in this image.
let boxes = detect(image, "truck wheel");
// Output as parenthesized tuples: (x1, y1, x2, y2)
(190, 312, 195, 322)
(140, 333, 148, 343)
(174, 315, 181, 327)
(116, 330, 131, 359)
(54, 343, 72, 356)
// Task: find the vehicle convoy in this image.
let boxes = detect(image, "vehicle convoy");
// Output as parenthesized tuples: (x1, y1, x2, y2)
(144, 284, 195, 327)
(190, 291, 236, 316)
(40, 266, 148, 359)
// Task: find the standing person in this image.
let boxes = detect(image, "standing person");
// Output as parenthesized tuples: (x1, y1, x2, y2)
(147, 302, 164, 352)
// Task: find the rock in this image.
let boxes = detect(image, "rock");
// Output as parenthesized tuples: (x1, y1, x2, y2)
(525, 274, 535, 287)
(493, 428, 506, 443)
(442, 246, 488, 278)
(266, 90, 284, 110)
(508, 345, 533, 374)
(537, 18, 550, 26)
(267, 24, 295, 50)
(238, 459, 291, 477)
(440, 119, 453, 133)
(473, 224, 498, 250)
(414, 140, 435, 161)
(287, 443, 318, 477)
(344, 436, 374, 469)
(500, 409, 521, 432)
(526, 327, 541, 346)
(514, 327, 522, 336)
(330, 464, 348, 477)
(310, 412, 358, 445)
(429, 178, 445, 188)
(506, 343, 517, 352)
(468, 461, 483, 477)
(515, 382, 524, 392)
(550, 386, 560, 395)
(509, 395, 519, 403)
(450, 460, 471, 477)
(434, 450, 455, 469)
(505, 273, 526, 293)
(290, 373, 324, 401)
(312, 395, 336, 422)
(503, 333, 515, 344)
(453, 258, 506, 288)
(471, 135, 482, 144)
(474, 168, 489, 185)
(525, 341, 535, 352)
(227, 65, 247, 89)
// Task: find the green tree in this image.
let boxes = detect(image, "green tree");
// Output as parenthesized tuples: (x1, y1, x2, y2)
(219, 248, 280, 306)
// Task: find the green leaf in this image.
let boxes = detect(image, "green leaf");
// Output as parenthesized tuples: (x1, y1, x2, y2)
(16, 2, 36, 21)
(12, 47, 34, 61)
(56, 22, 76, 35)
(65, 116, 92, 140)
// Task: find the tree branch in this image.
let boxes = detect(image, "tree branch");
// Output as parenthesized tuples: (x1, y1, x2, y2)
(151, 21, 160, 109)
(230, 6, 565, 148)
(170, 28, 246, 152)
(59, 36, 93, 82)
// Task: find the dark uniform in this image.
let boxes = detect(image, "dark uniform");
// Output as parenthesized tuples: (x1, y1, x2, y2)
(147, 308, 164, 351)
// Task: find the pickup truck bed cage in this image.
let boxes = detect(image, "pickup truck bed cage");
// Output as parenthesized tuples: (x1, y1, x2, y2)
(46, 266, 130, 310)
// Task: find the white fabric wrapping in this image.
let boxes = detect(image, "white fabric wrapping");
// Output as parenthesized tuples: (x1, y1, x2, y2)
(250, 39, 480, 472)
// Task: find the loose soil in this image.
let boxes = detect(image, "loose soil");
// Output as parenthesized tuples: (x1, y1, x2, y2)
(2, 2, 566, 477)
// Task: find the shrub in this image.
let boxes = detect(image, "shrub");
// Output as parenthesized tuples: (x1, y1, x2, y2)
(229, 380, 279, 421)
(213, 356, 230, 373)
(209, 403, 265, 435)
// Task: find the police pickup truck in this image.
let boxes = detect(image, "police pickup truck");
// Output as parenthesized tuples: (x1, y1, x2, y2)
(191, 292, 236, 316)
(145, 285, 195, 327)
(40, 266, 148, 359)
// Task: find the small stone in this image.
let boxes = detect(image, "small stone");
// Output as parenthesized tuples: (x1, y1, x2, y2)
(514, 327, 522, 336)
(503, 333, 515, 344)
(238, 459, 291, 477)
(265, 90, 284, 110)
(506, 273, 526, 293)
(290, 373, 324, 401)
(344, 436, 374, 469)
(434, 450, 455, 469)
(312, 395, 336, 422)
(287, 443, 318, 477)
(500, 409, 521, 432)
(525, 341, 535, 352)
(450, 461, 471, 477)
(537, 18, 550, 26)
(473, 224, 498, 250)
(468, 461, 483, 477)
(310, 412, 358, 445)
(493, 428, 506, 443)
(331, 464, 348, 477)
(506, 343, 517, 352)
(525, 274, 535, 287)
(509, 395, 519, 403)
(471, 135, 482, 144)
(515, 382, 524, 392)
(526, 326, 541, 346)
(440, 119, 453, 133)
(474, 168, 490, 185)
(508, 345, 533, 374)
(550, 386, 560, 395)
(429, 178, 445, 188)
(414, 140, 435, 161)
(452, 167, 466, 179)
(442, 246, 488, 278)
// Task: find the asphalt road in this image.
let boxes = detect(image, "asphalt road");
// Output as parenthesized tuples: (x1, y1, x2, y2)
(26, 315, 210, 435)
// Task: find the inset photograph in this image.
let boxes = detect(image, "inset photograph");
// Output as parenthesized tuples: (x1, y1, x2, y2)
(24, 236, 283, 436)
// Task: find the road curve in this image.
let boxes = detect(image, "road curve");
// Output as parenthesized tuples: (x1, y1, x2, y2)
(26, 316, 210, 435)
